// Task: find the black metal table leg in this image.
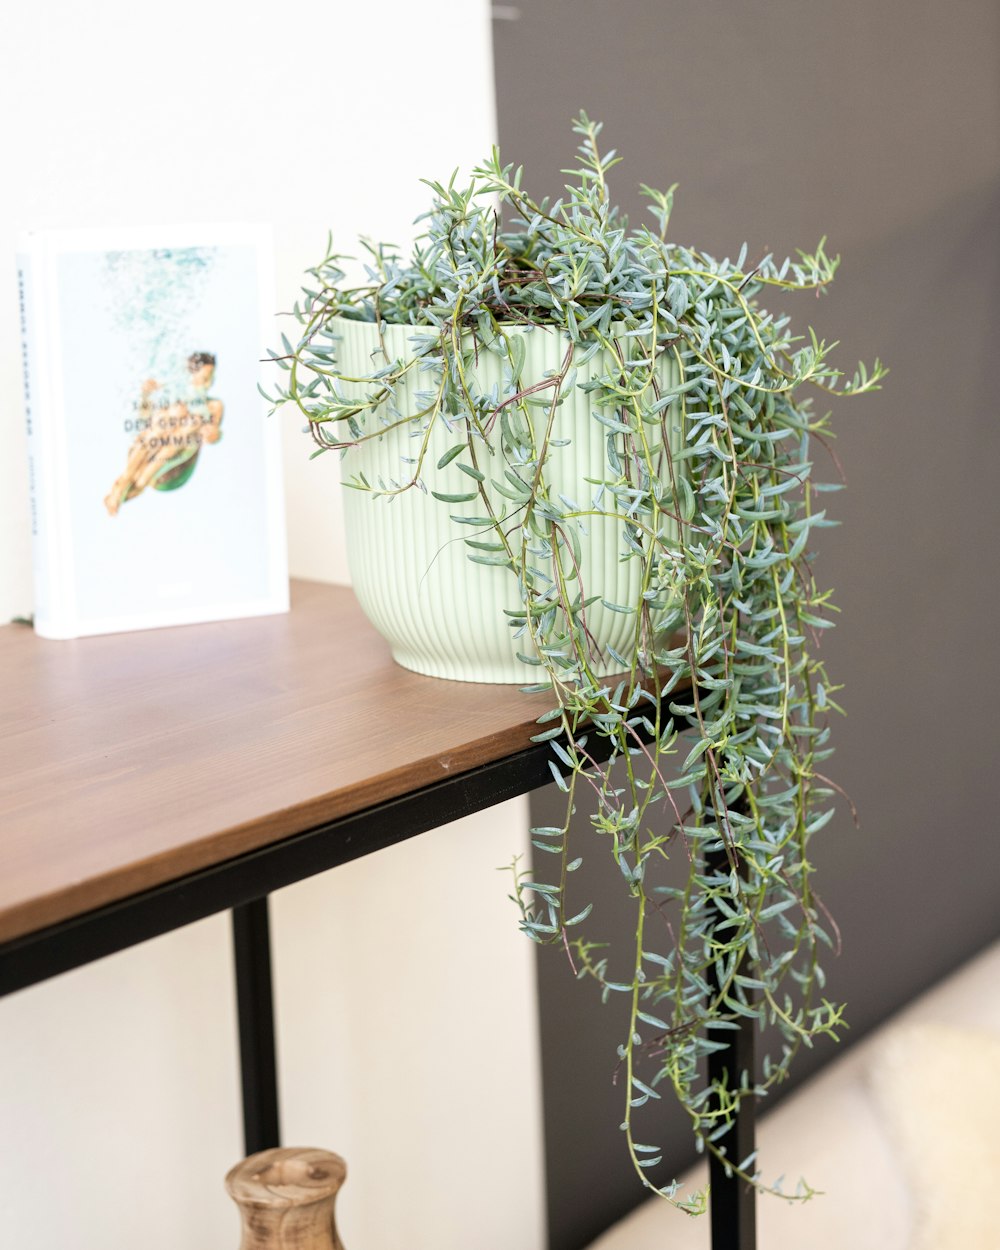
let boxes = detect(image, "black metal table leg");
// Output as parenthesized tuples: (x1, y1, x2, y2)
(708, 1012, 757, 1249)
(706, 845, 757, 1250)
(232, 896, 280, 1155)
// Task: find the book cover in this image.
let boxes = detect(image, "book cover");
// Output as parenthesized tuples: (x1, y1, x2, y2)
(18, 224, 288, 639)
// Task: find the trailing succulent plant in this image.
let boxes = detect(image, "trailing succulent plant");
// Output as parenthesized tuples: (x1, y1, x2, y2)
(269, 114, 884, 1209)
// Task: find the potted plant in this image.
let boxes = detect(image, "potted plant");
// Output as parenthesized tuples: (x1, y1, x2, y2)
(268, 113, 884, 1210)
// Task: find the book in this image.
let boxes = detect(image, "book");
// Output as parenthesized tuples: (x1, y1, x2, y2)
(17, 224, 288, 639)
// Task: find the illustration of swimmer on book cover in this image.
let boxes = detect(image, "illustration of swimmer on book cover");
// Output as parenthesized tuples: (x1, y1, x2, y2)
(18, 225, 288, 639)
(104, 349, 225, 516)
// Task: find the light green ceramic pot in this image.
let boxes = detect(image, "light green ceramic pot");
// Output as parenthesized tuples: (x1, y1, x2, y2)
(335, 315, 681, 683)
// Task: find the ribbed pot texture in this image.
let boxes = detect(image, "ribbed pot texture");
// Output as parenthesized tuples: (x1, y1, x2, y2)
(335, 315, 681, 683)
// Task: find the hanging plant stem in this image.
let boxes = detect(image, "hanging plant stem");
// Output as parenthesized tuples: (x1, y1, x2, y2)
(269, 112, 885, 1211)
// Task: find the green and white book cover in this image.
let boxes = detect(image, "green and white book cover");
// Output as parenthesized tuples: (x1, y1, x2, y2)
(18, 224, 288, 639)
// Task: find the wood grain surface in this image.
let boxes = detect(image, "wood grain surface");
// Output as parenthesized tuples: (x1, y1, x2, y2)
(0, 580, 554, 944)
(226, 1147, 347, 1250)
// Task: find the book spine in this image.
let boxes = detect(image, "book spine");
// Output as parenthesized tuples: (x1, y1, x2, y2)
(17, 248, 66, 638)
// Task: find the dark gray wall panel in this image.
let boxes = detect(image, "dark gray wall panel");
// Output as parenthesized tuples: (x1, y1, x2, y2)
(493, 4, 1000, 1247)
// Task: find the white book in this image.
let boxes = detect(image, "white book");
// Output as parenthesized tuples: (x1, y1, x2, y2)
(17, 224, 288, 639)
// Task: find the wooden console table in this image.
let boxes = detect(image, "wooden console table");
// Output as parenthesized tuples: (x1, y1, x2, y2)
(0, 578, 754, 1249)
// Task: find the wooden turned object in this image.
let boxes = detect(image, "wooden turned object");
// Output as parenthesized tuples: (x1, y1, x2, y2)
(225, 1147, 347, 1250)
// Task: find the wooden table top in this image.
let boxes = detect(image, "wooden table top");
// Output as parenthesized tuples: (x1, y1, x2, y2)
(0, 580, 553, 945)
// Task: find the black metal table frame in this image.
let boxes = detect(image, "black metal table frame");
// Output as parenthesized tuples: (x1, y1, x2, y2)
(0, 735, 755, 1250)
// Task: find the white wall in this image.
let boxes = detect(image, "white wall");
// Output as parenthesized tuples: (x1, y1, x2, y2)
(0, 4, 546, 1248)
